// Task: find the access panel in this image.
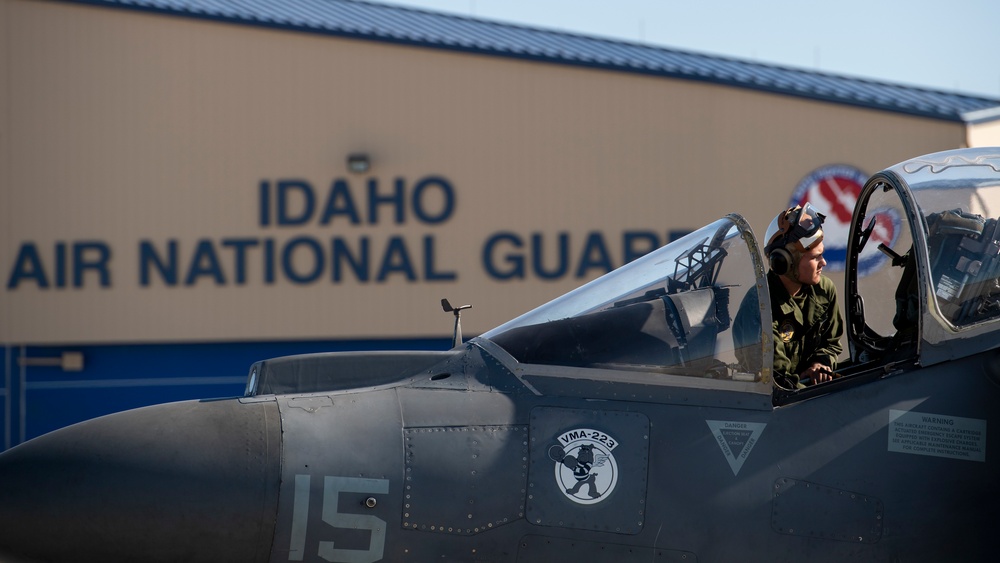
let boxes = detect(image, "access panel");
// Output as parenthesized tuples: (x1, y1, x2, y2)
(526, 407, 649, 534)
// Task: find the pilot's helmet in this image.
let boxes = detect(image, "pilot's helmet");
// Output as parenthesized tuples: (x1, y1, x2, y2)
(763, 202, 826, 277)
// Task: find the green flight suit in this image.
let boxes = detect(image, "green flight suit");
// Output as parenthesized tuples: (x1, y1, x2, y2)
(768, 270, 843, 389)
(732, 270, 844, 389)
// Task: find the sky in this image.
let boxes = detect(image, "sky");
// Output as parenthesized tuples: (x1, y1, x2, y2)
(364, 0, 1000, 99)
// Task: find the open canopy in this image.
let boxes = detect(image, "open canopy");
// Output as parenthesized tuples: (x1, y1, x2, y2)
(848, 147, 1000, 366)
(479, 214, 775, 399)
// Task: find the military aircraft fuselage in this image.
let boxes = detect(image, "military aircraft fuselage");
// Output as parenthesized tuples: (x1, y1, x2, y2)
(2, 343, 996, 562)
(3, 147, 1000, 562)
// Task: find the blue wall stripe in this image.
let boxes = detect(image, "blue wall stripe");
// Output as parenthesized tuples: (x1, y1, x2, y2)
(1, 338, 450, 450)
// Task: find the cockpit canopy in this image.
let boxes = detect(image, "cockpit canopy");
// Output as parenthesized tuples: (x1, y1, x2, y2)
(849, 147, 1000, 366)
(480, 215, 774, 393)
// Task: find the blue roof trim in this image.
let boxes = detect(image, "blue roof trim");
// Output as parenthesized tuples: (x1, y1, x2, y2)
(63, 0, 1000, 123)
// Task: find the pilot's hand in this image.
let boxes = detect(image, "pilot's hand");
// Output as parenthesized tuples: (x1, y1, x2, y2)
(801, 363, 835, 384)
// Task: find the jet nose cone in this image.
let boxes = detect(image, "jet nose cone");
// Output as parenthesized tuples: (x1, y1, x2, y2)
(0, 397, 280, 563)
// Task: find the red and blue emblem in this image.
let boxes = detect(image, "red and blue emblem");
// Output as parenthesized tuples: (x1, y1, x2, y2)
(789, 164, 899, 276)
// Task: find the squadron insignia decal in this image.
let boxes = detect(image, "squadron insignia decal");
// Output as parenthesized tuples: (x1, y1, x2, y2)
(778, 321, 795, 343)
(548, 429, 619, 504)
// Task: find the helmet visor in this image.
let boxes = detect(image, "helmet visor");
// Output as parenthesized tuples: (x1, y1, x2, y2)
(790, 203, 826, 250)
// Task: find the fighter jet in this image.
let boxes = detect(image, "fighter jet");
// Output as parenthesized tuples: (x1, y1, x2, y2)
(2, 147, 999, 562)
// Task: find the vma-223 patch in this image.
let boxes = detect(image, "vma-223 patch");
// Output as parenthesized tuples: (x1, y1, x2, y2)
(548, 428, 619, 505)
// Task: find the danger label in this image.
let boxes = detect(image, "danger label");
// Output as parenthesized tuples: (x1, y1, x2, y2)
(888, 409, 986, 462)
(706, 420, 767, 476)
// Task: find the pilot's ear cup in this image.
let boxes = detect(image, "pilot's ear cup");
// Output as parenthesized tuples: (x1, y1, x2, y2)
(769, 248, 792, 276)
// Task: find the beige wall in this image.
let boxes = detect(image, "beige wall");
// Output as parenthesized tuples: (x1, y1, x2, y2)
(1, 0, 970, 344)
(969, 118, 1000, 147)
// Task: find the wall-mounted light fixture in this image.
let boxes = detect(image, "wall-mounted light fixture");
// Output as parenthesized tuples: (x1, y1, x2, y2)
(347, 153, 371, 174)
(17, 351, 85, 372)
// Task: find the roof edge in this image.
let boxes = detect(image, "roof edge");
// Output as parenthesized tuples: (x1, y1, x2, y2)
(962, 105, 1000, 125)
(55, 0, 1000, 124)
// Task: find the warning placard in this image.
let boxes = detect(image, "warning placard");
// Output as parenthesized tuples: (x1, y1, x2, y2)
(888, 409, 987, 462)
(706, 420, 767, 476)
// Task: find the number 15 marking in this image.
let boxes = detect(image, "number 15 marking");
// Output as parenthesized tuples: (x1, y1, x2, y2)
(289, 475, 390, 563)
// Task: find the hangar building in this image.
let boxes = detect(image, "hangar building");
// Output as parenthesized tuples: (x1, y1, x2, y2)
(2, 0, 999, 449)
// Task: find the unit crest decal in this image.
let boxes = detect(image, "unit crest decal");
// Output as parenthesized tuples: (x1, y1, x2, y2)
(548, 428, 619, 504)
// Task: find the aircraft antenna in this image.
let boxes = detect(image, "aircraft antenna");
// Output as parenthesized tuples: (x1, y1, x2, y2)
(441, 298, 473, 348)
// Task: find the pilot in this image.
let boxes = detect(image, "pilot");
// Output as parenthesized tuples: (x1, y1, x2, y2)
(735, 203, 844, 389)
